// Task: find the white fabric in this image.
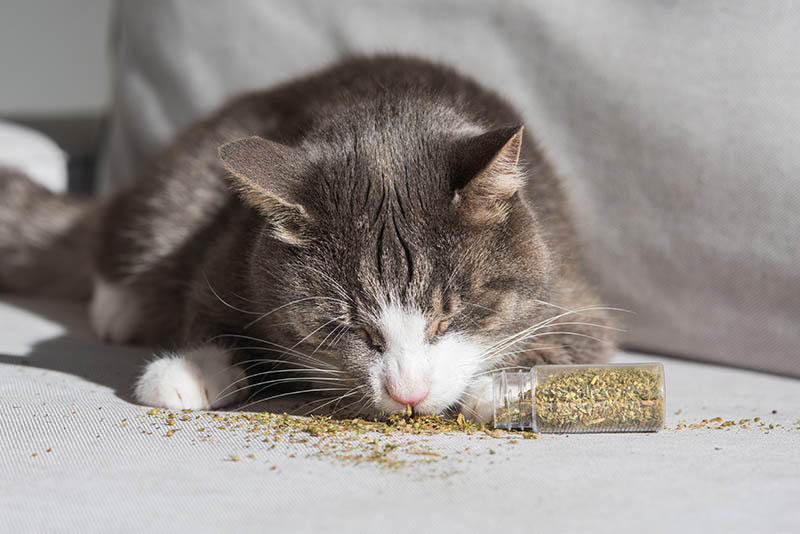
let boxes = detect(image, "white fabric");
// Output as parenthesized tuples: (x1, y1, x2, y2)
(97, 0, 800, 377)
(0, 120, 67, 192)
(1, 295, 798, 533)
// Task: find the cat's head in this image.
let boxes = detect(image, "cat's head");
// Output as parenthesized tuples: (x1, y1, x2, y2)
(219, 125, 553, 418)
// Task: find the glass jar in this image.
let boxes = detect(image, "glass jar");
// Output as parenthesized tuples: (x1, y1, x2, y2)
(492, 363, 665, 433)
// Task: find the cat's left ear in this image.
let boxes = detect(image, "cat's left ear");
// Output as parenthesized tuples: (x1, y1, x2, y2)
(452, 126, 524, 224)
(219, 136, 311, 246)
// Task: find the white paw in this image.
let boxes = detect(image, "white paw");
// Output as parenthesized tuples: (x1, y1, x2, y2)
(89, 278, 142, 344)
(460, 376, 495, 424)
(134, 345, 247, 410)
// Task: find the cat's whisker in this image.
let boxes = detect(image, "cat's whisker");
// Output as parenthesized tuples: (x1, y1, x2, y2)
(533, 298, 634, 316)
(478, 347, 531, 360)
(213, 365, 348, 401)
(472, 346, 582, 378)
(456, 398, 481, 421)
(479, 318, 623, 359)
(230, 374, 351, 410)
(326, 322, 351, 351)
(457, 389, 480, 401)
(216, 348, 344, 374)
(330, 395, 368, 418)
(536, 320, 625, 333)
(235, 387, 353, 413)
(209, 333, 310, 358)
(295, 385, 364, 416)
(202, 272, 263, 316)
(332, 384, 368, 411)
(337, 388, 374, 418)
(209, 333, 339, 369)
(216, 374, 350, 406)
(296, 382, 369, 418)
(513, 342, 575, 354)
(217, 354, 346, 374)
(481, 321, 626, 361)
(312, 321, 348, 355)
(461, 300, 500, 314)
(482, 330, 614, 365)
(210, 359, 343, 404)
(291, 314, 347, 350)
(243, 296, 348, 329)
(294, 394, 341, 415)
(531, 298, 571, 313)
(284, 263, 354, 305)
(474, 306, 603, 362)
(479, 335, 567, 363)
(351, 392, 374, 417)
(494, 304, 611, 344)
(228, 278, 350, 315)
(455, 309, 482, 328)
(211, 345, 348, 405)
(227, 291, 272, 307)
(297, 395, 355, 417)
(442, 254, 468, 295)
(476, 305, 622, 362)
(473, 365, 530, 377)
(301, 385, 365, 416)
(521, 330, 614, 346)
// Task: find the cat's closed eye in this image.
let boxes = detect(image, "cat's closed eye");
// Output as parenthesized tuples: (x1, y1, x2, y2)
(424, 318, 450, 342)
(436, 319, 449, 335)
(355, 325, 385, 352)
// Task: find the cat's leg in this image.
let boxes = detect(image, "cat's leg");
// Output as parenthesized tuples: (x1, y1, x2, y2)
(89, 278, 144, 344)
(459, 375, 495, 424)
(134, 344, 248, 410)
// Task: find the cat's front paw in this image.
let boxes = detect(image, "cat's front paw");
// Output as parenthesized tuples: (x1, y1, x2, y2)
(134, 345, 246, 410)
(459, 376, 494, 425)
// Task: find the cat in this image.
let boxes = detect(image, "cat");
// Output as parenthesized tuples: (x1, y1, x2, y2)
(0, 56, 617, 422)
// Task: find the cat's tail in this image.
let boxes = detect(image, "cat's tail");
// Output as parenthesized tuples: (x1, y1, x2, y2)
(0, 167, 100, 299)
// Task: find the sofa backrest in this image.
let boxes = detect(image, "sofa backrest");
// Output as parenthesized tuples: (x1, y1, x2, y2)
(99, 0, 800, 377)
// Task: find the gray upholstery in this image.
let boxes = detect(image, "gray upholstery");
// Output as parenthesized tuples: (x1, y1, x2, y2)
(98, 0, 800, 377)
(2, 296, 799, 533)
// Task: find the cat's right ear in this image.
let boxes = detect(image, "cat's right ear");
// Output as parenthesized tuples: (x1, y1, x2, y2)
(219, 136, 311, 246)
(452, 126, 525, 225)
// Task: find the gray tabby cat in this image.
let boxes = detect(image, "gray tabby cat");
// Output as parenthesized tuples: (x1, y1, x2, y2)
(0, 56, 616, 422)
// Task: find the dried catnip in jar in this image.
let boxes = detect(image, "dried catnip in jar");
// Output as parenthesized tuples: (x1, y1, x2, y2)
(492, 363, 665, 433)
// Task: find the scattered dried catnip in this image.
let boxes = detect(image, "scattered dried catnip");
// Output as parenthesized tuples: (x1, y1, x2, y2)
(141, 407, 527, 470)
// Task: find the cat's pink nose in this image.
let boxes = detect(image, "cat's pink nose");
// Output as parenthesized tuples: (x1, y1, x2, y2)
(385, 379, 430, 407)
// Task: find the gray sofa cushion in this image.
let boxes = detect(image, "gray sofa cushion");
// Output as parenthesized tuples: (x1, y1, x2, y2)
(98, 0, 800, 376)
